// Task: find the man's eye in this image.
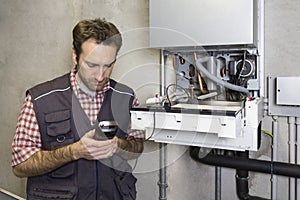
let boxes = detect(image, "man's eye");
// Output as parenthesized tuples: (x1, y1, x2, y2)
(85, 61, 98, 68)
(105, 60, 116, 68)
(105, 63, 113, 68)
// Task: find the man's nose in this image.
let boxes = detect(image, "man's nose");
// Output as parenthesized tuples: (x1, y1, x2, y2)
(95, 66, 106, 81)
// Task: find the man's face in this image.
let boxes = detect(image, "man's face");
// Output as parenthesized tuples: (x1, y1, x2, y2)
(75, 39, 117, 92)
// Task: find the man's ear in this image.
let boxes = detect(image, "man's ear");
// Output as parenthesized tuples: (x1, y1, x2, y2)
(72, 48, 77, 65)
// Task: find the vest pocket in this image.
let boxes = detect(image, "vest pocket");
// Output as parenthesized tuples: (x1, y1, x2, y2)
(45, 110, 70, 122)
(47, 120, 70, 136)
(27, 184, 77, 200)
(45, 110, 73, 149)
(46, 110, 71, 137)
(44, 110, 75, 179)
(114, 172, 137, 200)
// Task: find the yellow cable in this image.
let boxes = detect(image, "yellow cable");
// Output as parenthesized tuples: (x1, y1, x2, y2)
(262, 129, 273, 137)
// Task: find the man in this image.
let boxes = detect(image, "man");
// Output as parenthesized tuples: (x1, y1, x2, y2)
(12, 18, 144, 200)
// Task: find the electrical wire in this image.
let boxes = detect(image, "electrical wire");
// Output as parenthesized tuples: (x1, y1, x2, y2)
(144, 82, 188, 142)
(262, 129, 273, 137)
(166, 83, 190, 105)
(129, 109, 157, 171)
(236, 51, 247, 79)
(129, 136, 139, 171)
(144, 83, 188, 142)
(144, 110, 156, 141)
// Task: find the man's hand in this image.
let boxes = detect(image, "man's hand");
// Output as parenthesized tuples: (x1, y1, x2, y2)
(71, 129, 118, 160)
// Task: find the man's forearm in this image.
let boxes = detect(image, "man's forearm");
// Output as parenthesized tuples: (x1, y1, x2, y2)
(117, 138, 144, 160)
(12, 136, 144, 177)
(12, 143, 76, 178)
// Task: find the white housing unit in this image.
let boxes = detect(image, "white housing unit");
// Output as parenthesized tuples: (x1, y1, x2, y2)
(131, 98, 264, 151)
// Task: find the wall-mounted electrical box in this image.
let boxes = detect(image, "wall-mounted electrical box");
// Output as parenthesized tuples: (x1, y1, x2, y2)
(276, 77, 300, 106)
(150, 0, 258, 48)
(268, 76, 300, 117)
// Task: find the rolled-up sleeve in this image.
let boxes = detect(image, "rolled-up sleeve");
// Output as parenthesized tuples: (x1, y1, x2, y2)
(11, 94, 41, 166)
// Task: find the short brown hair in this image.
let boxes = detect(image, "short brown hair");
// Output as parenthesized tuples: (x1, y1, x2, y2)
(72, 18, 122, 63)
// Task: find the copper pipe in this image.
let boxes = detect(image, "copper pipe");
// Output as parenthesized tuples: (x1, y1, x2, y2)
(221, 67, 226, 77)
(194, 52, 209, 95)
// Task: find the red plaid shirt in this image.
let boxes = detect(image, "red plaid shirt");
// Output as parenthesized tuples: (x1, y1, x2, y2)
(12, 69, 144, 166)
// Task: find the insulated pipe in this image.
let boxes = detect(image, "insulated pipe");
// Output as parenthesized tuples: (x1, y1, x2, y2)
(296, 117, 300, 200)
(236, 151, 268, 200)
(190, 147, 300, 178)
(195, 58, 251, 97)
(289, 117, 296, 200)
(272, 116, 278, 200)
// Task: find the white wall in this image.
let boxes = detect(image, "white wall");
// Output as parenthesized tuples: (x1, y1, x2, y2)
(0, 0, 300, 199)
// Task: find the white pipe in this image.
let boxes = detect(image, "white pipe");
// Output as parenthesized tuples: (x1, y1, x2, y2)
(160, 49, 166, 96)
(296, 117, 300, 200)
(207, 56, 217, 91)
(258, 0, 265, 97)
(272, 116, 278, 200)
(195, 58, 251, 97)
(289, 116, 296, 200)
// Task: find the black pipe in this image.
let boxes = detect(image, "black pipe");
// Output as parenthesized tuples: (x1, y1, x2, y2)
(235, 151, 269, 200)
(236, 151, 250, 199)
(190, 147, 300, 178)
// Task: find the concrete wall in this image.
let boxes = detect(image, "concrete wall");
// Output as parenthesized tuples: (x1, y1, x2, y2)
(0, 0, 299, 199)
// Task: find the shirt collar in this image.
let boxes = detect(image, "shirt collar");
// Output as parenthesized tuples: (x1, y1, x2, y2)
(70, 67, 110, 97)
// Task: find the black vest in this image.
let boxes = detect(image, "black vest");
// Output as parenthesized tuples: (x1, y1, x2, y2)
(26, 73, 137, 200)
